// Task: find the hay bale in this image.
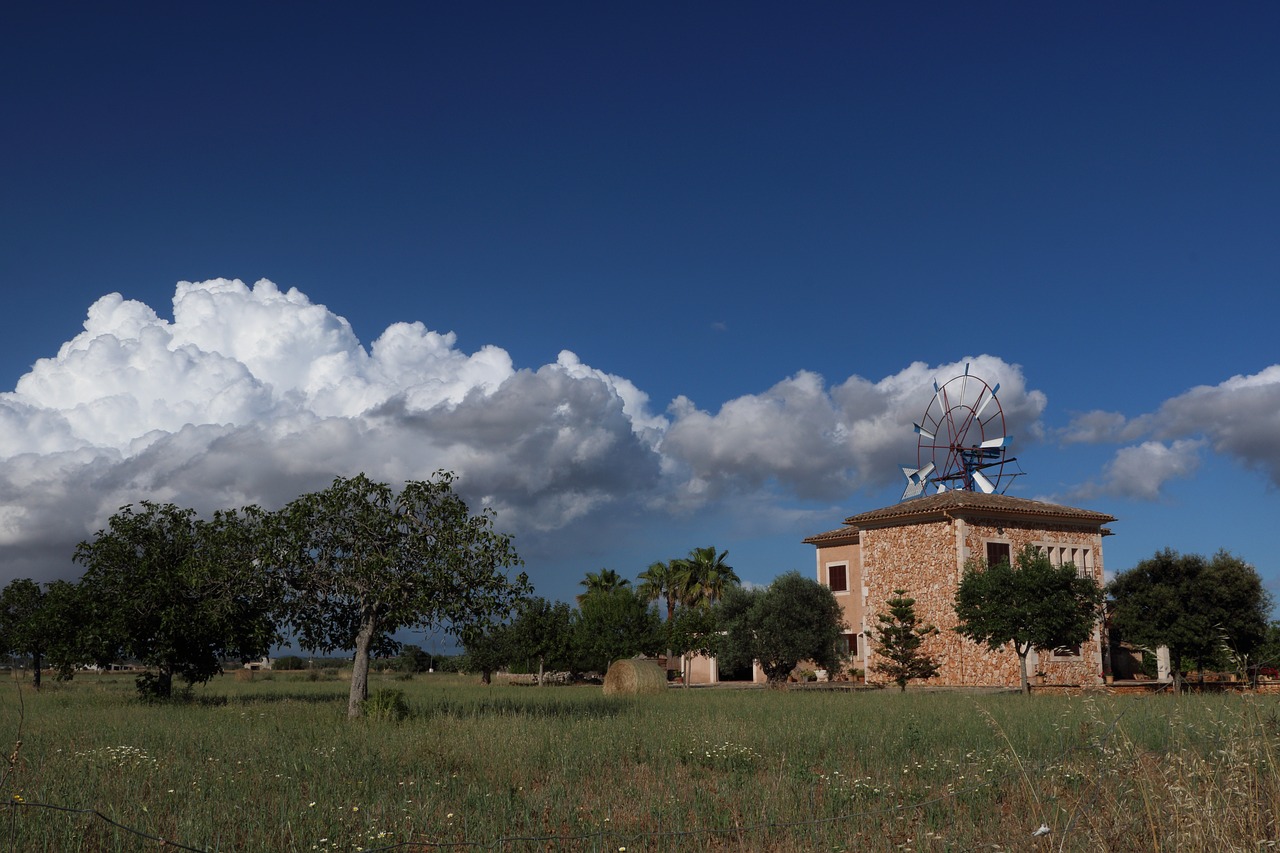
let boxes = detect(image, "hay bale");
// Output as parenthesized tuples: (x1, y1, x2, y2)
(602, 659, 667, 696)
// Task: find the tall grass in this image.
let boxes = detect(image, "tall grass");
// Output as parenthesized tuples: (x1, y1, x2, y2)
(3, 672, 1278, 851)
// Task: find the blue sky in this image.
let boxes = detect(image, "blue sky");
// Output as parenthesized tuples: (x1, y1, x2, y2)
(3, 4, 1279, 617)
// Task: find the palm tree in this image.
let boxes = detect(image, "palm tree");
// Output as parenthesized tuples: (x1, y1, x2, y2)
(637, 560, 679, 622)
(576, 568, 630, 605)
(673, 546, 739, 608)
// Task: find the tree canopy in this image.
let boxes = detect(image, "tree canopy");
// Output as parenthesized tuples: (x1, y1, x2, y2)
(665, 602, 721, 687)
(508, 596, 576, 683)
(1108, 548, 1271, 681)
(271, 472, 528, 717)
(73, 502, 281, 698)
(718, 572, 844, 683)
(0, 579, 51, 688)
(672, 546, 739, 608)
(636, 560, 680, 621)
(572, 587, 663, 672)
(954, 545, 1103, 694)
(576, 568, 631, 605)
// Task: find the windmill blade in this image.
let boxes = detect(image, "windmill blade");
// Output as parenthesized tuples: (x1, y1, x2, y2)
(980, 436, 1010, 448)
(972, 470, 996, 494)
(974, 383, 1000, 419)
(913, 422, 936, 440)
(899, 462, 936, 499)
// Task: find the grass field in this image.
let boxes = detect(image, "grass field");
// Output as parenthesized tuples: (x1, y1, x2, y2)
(3, 671, 1279, 851)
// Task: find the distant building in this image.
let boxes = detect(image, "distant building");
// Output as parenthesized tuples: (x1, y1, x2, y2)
(805, 491, 1115, 688)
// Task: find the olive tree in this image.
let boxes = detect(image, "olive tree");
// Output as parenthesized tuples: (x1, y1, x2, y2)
(718, 572, 844, 684)
(270, 472, 528, 718)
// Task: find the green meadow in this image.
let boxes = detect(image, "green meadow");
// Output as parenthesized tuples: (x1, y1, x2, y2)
(3, 672, 1279, 851)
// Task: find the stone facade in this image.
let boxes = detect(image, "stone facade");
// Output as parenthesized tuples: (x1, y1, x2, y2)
(806, 491, 1115, 689)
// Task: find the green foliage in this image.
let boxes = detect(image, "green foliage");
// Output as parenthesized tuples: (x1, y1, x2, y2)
(462, 623, 514, 684)
(270, 471, 528, 717)
(636, 560, 680, 621)
(73, 502, 281, 699)
(954, 545, 1103, 693)
(361, 688, 411, 722)
(572, 587, 662, 672)
(870, 589, 941, 691)
(1254, 622, 1280, 673)
(718, 571, 845, 683)
(272, 655, 306, 671)
(394, 644, 434, 673)
(666, 603, 720, 686)
(575, 568, 630, 605)
(0, 578, 68, 688)
(507, 597, 576, 680)
(1108, 548, 1271, 678)
(672, 546, 739, 608)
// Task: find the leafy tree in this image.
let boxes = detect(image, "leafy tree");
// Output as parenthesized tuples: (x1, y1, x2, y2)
(462, 622, 513, 685)
(576, 568, 630, 605)
(870, 589, 940, 691)
(572, 587, 662, 672)
(73, 502, 281, 699)
(637, 560, 680, 621)
(394, 644, 433, 673)
(0, 579, 49, 688)
(1108, 548, 1271, 686)
(666, 603, 720, 688)
(954, 545, 1103, 694)
(673, 546, 739, 607)
(271, 472, 528, 717)
(1252, 622, 1280, 678)
(34, 580, 84, 681)
(718, 572, 844, 684)
(508, 597, 575, 684)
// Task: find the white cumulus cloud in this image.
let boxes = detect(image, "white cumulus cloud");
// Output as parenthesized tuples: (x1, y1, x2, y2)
(660, 355, 1047, 502)
(1060, 365, 1280, 498)
(0, 282, 1064, 586)
(1071, 439, 1205, 501)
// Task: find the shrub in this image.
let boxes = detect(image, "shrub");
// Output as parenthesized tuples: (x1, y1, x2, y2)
(361, 688, 410, 722)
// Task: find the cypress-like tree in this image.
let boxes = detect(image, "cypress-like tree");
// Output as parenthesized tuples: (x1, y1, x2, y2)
(870, 589, 940, 691)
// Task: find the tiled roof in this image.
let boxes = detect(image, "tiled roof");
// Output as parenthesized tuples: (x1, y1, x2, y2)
(801, 526, 859, 545)
(842, 491, 1116, 528)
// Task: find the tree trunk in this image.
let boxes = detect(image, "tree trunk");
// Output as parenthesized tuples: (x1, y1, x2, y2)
(1016, 645, 1031, 695)
(32, 650, 42, 690)
(348, 610, 379, 719)
(537, 655, 545, 687)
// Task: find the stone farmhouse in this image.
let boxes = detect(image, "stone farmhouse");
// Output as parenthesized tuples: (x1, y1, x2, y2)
(804, 490, 1115, 688)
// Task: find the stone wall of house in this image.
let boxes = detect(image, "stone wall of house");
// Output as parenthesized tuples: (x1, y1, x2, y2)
(957, 516, 1106, 687)
(859, 516, 1105, 688)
